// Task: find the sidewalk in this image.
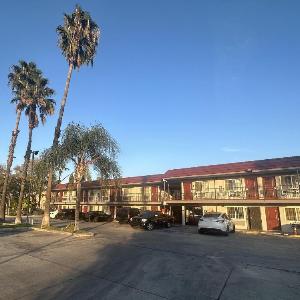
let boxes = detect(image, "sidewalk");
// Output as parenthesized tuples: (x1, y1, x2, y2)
(236, 229, 300, 238)
(165, 224, 300, 238)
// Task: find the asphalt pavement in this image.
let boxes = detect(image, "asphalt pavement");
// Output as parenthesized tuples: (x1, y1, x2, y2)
(0, 219, 300, 299)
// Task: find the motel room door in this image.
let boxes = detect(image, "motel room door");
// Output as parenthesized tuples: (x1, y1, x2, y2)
(262, 176, 277, 198)
(265, 207, 281, 231)
(245, 177, 258, 199)
(248, 207, 262, 230)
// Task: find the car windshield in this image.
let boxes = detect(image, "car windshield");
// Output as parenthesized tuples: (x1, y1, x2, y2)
(139, 211, 155, 218)
(203, 213, 221, 219)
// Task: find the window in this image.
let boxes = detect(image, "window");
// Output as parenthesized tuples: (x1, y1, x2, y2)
(102, 189, 108, 196)
(223, 214, 229, 220)
(285, 208, 300, 221)
(203, 213, 221, 219)
(139, 211, 155, 218)
(225, 179, 243, 191)
(227, 207, 244, 219)
(193, 181, 209, 192)
(282, 175, 299, 188)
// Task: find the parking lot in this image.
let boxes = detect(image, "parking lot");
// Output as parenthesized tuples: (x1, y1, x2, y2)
(1, 220, 300, 300)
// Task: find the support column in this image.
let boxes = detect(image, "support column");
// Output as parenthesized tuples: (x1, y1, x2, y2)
(260, 206, 267, 231)
(182, 205, 185, 226)
(114, 206, 117, 219)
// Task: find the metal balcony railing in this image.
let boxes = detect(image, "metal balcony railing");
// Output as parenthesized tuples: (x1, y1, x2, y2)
(272, 185, 300, 199)
(51, 185, 300, 204)
(52, 196, 77, 203)
(110, 193, 152, 202)
(88, 196, 110, 203)
(186, 188, 248, 200)
(184, 186, 300, 201)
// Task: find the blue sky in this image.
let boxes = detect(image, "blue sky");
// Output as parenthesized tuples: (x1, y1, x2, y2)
(1, 0, 300, 178)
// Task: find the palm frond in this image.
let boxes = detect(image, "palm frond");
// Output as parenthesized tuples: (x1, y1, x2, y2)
(57, 5, 100, 69)
(8, 60, 56, 128)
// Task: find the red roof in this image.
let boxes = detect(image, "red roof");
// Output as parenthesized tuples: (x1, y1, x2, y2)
(52, 174, 164, 190)
(52, 156, 300, 190)
(120, 174, 164, 185)
(164, 156, 300, 178)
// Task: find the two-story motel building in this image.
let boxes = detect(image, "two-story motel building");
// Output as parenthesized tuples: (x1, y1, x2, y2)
(49, 156, 300, 233)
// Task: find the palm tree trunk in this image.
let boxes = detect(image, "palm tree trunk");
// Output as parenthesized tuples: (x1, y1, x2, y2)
(15, 126, 33, 224)
(74, 180, 82, 231)
(41, 63, 73, 228)
(38, 186, 43, 208)
(0, 109, 22, 221)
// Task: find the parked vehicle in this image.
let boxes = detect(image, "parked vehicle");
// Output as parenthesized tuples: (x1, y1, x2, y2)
(116, 207, 140, 223)
(31, 208, 44, 215)
(129, 210, 174, 231)
(83, 211, 112, 222)
(187, 207, 203, 225)
(198, 212, 235, 235)
(55, 209, 75, 220)
(54, 209, 85, 220)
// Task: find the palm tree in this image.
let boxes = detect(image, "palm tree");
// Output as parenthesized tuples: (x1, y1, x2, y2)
(42, 5, 100, 227)
(15, 65, 55, 224)
(53, 123, 120, 231)
(0, 61, 36, 221)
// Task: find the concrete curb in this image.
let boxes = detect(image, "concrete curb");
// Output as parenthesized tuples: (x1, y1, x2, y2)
(32, 227, 95, 237)
(236, 229, 300, 238)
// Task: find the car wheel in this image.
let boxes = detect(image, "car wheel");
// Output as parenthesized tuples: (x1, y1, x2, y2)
(231, 225, 235, 233)
(198, 229, 203, 234)
(146, 222, 154, 231)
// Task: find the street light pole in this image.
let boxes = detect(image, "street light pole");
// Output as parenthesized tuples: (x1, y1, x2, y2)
(28, 150, 39, 220)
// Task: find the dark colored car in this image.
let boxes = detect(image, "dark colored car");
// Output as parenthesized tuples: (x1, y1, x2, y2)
(31, 208, 44, 215)
(83, 211, 112, 222)
(187, 207, 203, 225)
(55, 209, 85, 220)
(116, 207, 140, 223)
(129, 210, 174, 231)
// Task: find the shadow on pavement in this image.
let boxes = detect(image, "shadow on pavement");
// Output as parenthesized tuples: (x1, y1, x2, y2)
(2, 223, 300, 300)
(0, 227, 33, 238)
(26, 227, 233, 300)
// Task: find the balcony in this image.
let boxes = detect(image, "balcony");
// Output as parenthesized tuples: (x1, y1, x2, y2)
(189, 188, 247, 200)
(110, 193, 153, 203)
(52, 196, 77, 204)
(166, 185, 300, 206)
(269, 185, 300, 199)
(87, 196, 110, 203)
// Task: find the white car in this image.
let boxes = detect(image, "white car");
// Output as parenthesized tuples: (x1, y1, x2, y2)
(198, 212, 235, 235)
(50, 209, 59, 219)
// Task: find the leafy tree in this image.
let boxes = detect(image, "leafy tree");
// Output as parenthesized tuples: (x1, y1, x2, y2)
(27, 157, 57, 211)
(15, 64, 55, 224)
(55, 123, 120, 231)
(68, 173, 74, 184)
(42, 5, 100, 227)
(0, 164, 29, 216)
(0, 61, 35, 220)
